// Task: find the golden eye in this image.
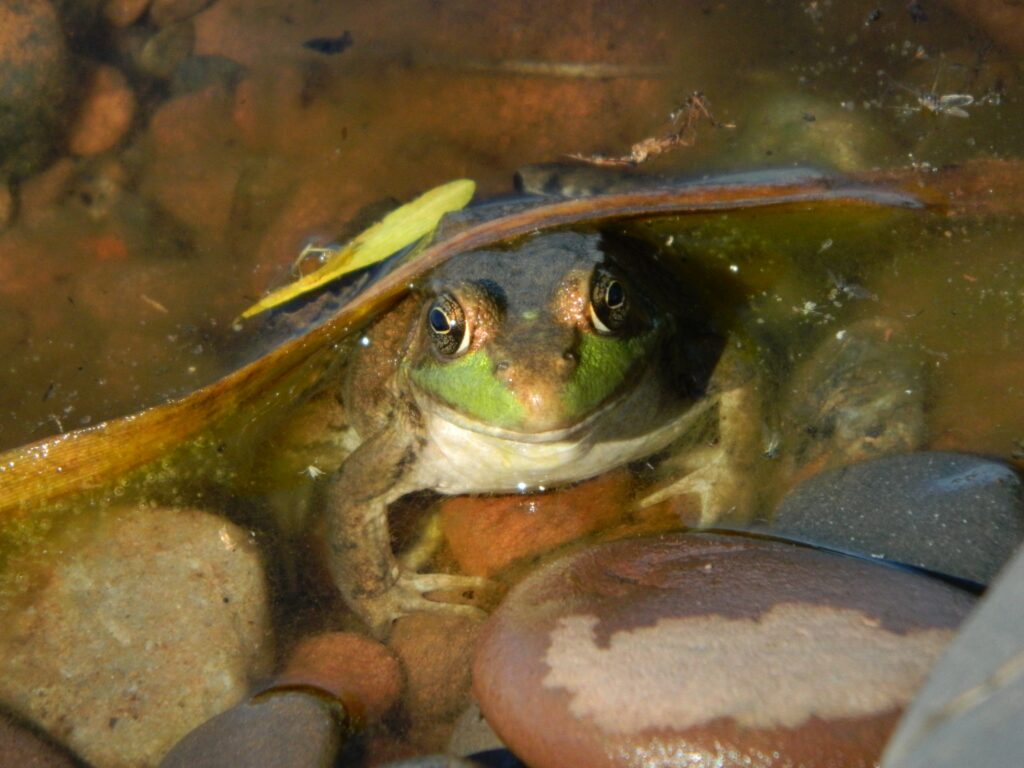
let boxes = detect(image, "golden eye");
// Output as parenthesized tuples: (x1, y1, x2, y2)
(426, 293, 470, 355)
(589, 268, 629, 334)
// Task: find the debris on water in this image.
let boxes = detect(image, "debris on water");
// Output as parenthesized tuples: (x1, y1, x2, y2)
(568, 93, 734, 167)
(303, 31, 354, 55)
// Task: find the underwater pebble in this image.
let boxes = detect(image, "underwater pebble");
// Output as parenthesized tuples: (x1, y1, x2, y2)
(159, 691, 344, 768)
(276, 631, 403, 722)
(883, 542, 1024, 768)
(104, 0, 150, 28)
(441, 471, 632, 577)
(0, 0, 68, 178)
(474, 533, 975, 768)
(68, 64, 137, 156)
(772, 451, 1024, 584)
(390, 614, 483, 729)
(0, 505, 273, 768)
(0, 709, 83, 768)
(138, 21, 196, 80)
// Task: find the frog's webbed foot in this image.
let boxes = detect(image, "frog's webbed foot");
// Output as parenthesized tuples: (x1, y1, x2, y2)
(639, 444, 752, 527)
(638, 384, 767, 527)
(355, 571, 497, 638)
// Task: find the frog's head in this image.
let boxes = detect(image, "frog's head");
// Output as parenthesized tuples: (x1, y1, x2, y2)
(405, 231, 669, 438)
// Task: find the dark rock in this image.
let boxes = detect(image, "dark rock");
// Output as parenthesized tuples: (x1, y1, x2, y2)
(882, 543, 1024, 768)
(772, 451, 1024, 583)
(0, 0, 69, 178)
(0, 708, 84, 767)
(159, 692, 346, 768)
(474, 533, 975, 768)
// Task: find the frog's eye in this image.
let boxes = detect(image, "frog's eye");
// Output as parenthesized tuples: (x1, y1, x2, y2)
(589, 268, 629, 334)
(426, 293, 470, 356)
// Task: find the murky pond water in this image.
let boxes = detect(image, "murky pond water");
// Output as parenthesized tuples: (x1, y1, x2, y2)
(0, 0, 1022, 765)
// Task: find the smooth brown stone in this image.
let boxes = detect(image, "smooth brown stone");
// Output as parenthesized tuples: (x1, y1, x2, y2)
(474, 533, 975, 768)
(277, 631, 403, 722)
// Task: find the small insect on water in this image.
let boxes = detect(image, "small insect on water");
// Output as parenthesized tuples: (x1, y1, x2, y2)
(883, 64, 997, 119)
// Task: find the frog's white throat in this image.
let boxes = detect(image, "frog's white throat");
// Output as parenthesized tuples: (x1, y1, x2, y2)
(412, 377, 712, 496)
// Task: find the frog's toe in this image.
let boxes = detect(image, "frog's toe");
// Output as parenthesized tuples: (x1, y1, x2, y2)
(356, 571, 496, 638)
(639, 447, 754, 527)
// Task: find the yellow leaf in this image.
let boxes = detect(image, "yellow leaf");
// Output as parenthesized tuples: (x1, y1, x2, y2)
(240, 178, 476, 319)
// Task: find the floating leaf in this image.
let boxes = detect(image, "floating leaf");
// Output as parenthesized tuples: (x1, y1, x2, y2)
(240, 178, 477, 319)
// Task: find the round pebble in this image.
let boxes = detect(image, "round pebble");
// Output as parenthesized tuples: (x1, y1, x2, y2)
(474, 533, 975, 768)
(390, 614, 483, 725)
(68, 64, 137, 156)
(276, 631, 403, 722)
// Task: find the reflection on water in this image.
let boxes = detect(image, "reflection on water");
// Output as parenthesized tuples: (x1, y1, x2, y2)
(0, 1, 1022, 765)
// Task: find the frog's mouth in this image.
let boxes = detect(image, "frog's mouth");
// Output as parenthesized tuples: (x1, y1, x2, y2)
(415, 373, 641, 445)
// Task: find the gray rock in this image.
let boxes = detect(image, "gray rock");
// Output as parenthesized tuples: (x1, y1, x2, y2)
(0, 506, 273, 768)
(882, 544, 1024, 768)
(159, 692, 345, 768)
(772, 452, 1024, 583)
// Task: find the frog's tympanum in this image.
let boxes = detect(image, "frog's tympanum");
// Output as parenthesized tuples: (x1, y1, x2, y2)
(320, 230, 756, 635)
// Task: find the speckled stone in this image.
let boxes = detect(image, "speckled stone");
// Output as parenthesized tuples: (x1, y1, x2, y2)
(474, 533, 975, 768)
(883, 543, 1024, 768)
(0, 506, 273, 768)
(772, 451, 1024, 583)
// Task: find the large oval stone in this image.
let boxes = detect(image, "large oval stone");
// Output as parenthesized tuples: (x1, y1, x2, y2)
(473, 533, 975, 768)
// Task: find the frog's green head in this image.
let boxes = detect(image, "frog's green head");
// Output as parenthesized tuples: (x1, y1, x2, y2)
(405, 231, 669, 437)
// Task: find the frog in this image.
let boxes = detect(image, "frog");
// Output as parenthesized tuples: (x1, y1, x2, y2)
(260, 170, 927, 638)
(305, 227, 770, 636)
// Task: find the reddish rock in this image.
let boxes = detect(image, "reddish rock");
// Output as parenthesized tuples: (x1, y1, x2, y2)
(474, 533, 976, 768)
(68, 65, 137, 156)
(946, 0, 1024, 55)
(0, 0, 68, 177)
(442, 471, 633, 577)
(104, 0, 150, 27)
(390, 614, 483, 727)
(276, 632, 403, 722)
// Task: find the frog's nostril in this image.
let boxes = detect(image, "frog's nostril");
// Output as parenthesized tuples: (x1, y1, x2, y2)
(495, 360, 510, 372)
(557, 351, 577, 375)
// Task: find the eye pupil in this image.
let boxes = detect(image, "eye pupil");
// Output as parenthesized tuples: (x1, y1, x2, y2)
(605, 281, 625, 308)
(429, 307, 451, 333)
(426, 293, 468, 356)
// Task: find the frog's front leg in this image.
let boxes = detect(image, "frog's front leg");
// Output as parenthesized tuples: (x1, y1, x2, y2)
(639, 383, 769, 527)
(323, 418, 492, 637)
